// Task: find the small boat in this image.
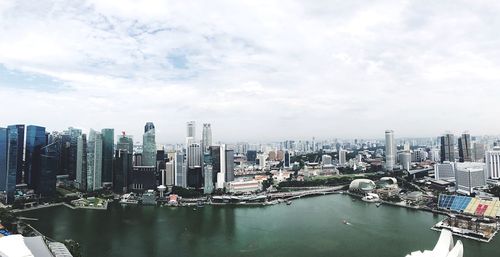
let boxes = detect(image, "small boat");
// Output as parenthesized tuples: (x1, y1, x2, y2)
(286, 201, 292, 205)
(342, 220, 351, 225)
(376, 203, 382, 207)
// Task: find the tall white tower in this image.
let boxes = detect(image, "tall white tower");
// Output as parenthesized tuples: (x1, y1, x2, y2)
(202, 123, 212, 152)
(385, 130, 396, 171)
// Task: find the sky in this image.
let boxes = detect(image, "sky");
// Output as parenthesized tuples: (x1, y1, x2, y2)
(1, 0, 500, 143)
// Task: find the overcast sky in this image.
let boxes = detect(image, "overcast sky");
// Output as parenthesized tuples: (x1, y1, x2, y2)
(1, 0, 500, 143)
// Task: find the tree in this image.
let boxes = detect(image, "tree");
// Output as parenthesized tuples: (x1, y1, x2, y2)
(0, 208, 17, 231)
(64, 239, 83, 257)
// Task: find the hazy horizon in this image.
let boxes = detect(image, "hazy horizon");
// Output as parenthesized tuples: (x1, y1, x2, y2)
(2, 1, 500, 142)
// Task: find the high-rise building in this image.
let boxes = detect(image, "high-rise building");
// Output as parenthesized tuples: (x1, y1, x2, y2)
(0, 128, 7, 197)
(38, 139, 58, 197)
(76, 134, 88, 191)
(165, 161, 175, 187)
(216, 144, 226, 189)
(117, 132, 133, 153)
(142, 122, 156, 166)
(6, 125, 24, 203)
(440, 134, 455, 163)
(87, 129, 103, 191)
(113, 149, 132, 193)
(322, 155, 332, 166)
(455, 163, 486, 195)
(485, 149, 500, 179)
(203, 165, 214, 194)
(339, 149, 347, 166)
(398, 151, 411, 171)
(246, 150, 257, 163)
(434, 162, 455, 181)
(187, 143, 202, 168)
(458, 133, 471, 162)
(187, 121, 196, 139)
(174, 151, 186, 188)
(101, 128, 114, 184)
(225, 149, 234, 182)
(284, 151, 290, 168)
(202, 123, 212, 152)
(25, 125, 46, 188)
(472, 142, 485, 162)
(62, 127, 82, 181)
(385, 130, 395, 171)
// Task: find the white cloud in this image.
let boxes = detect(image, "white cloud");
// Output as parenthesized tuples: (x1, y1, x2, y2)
(1, 0, 500, 142)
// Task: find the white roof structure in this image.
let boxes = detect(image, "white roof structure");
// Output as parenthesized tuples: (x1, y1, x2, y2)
(406, 229, 463, 257)
(0, 235, 54, 257)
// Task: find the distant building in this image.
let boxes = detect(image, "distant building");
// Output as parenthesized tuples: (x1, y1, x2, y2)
(399, 151, 411, 171)
(62, 127, 82, 181)
(165, 161, 175, 187)
(284, 151, 291, 168)
(117, 132, 134, 153)
(129, 166, 156, 192)
(485, 149, 500, 179)
(76, 134, 88, 191)
(113, 149, 132, 194)
(225, 180, 261, 193)
(440, 134, 455, 162)
(142, 122, 156, 166)
(174, 151, 186, 188)
(455, 162, 486, 195)
(458, 133, 471, 162)
(225, 149, 235, 182)
(322, 155, 332, 166)
(87, 129, 103, 191)
(472, 142, 485, 162)
(203, 165, 214, 194)
(25, 125, 46, 188)
(6, 125, 24, 203)
(339, 149, 347, 166)
(37, 139, 58, 197)
(101, 128, 114, 184)
(246, 150, 257, 163)
(202, 123, 212, 152)
(385, 130, 396, 171)
(0, 128, 8, 200)
(434, 162, 455, 181)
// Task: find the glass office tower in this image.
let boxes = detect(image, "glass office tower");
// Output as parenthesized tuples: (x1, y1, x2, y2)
(25, 125, 47, 188)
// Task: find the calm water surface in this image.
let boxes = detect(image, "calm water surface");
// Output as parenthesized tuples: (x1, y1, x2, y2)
(26, 195, 498, 257)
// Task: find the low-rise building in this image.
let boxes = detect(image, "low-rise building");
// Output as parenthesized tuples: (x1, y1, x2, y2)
(225, 180, 262, 194)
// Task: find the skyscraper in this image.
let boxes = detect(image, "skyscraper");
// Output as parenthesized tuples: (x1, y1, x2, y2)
(485, 149, 500, 179)
(225, 149, 234, 182)
(458, 133, 471, 162)
(142, 122, 156, 166)
(203, 165, 214, 194)
(187, 143, 202, 168)
(113, 149, 132, 193)
(472, 142, 485, 162)
(25, 125, 47, 188)
(202, 123, 212, 152)
(440, 133, 455, 163)
(87, 129, 103, 191)
(6, 125, 24, 203)
(76, 134, 88, 191)
(101, 128, 114, 184)
(0, 128, 8, 197)
(216, 144, 227, 189)
(63, 127, 82, 181)
(174, 151, 186, 188)
(339, 149, 347, 166)
(187, 121, 196, 139)
(117, 132, 134, 153)
(38, 139, 58, 197)
(385, 130, 395, 171)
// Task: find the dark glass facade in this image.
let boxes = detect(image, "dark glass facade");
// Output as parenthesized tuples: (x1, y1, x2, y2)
(187, 166, 203, 188)
(113, 150, 132, 193)
(38, 140, 58, 197)
(0, 128, 7, 194)
(25, 125, 47, 188)
(7, 125, 24, 203)
(246, 150, 257, 163)
(225, 150, 234, 182)
(101, 128, 114, 183)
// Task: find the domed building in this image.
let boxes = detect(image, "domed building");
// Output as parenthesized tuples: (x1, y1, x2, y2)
(349, 179, 376, 193)
(379, 177, 398, 189)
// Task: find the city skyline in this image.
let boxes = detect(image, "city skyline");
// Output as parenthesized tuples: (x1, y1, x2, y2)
(2, 1, 500, 141)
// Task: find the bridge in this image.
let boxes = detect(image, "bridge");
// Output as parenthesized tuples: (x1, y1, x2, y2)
(268, 185, 345, 200)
